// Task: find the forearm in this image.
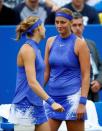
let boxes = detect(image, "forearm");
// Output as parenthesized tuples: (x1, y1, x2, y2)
(29, 80, 49, 101)
(44, 71, 50, 86)
(81, 75, 90, 97)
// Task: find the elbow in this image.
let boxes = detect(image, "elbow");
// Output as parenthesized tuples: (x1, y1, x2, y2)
(44, 72, 49, 83)
(28, 79, 37, 89)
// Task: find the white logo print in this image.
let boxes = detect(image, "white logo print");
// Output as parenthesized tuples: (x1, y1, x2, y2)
(59, 44, 64, 47)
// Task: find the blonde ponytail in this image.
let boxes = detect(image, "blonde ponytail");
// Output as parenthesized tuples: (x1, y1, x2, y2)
(16, 16, 39, 41)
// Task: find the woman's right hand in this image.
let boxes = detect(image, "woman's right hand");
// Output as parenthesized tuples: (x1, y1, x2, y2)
(51, 102, 65, 112)
(76, 104, 86, 120)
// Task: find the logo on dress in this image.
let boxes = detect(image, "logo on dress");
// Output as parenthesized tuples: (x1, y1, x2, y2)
(59, 44, 64, 47)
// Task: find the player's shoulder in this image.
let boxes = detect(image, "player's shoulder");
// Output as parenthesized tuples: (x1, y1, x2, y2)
(47, 36, 57, 43)
(46, 35, 57, 48)
(76, 37, 87, 47)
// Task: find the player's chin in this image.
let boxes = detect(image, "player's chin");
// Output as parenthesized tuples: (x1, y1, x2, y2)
(58, 30, 64, 34)
(41, 35, 45, 39)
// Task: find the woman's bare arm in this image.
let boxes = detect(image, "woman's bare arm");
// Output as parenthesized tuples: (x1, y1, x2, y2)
(20, 44, 64, 112)
(75, 38, 90, 119)
(44, 36, 55, 86)
(21, 44, 49, 100)
(75, 38, 90, 97)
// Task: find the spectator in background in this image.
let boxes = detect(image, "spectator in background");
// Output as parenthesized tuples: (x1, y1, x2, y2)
(40, 0, 72, 12)
(14, 0, 50, 23)
(85, 0, 102, 24)
(45, 0, 100, 25)
(64, 0, 100, 25)
(0, 0, 20, 25)
(71, 12, 102, 102)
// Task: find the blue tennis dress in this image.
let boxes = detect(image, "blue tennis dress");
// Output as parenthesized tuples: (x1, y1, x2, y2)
(8, 39, 47, 125)
(45, 33, 87, 120)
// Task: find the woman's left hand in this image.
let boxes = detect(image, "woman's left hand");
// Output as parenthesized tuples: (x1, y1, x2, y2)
(76, 104, 86, 120)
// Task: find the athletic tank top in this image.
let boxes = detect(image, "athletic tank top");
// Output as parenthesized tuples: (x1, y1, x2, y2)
(12, 39, 45, 106)
(47, 33, 82, 96)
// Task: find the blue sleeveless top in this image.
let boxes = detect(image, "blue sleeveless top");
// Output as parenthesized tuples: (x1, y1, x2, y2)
(47, 34, 82, 96)
(12, 39, 45, 106)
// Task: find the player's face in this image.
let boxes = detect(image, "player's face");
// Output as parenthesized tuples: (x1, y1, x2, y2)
(72, 0, 84, 7)
(71, 18, 84, 38)
(55, 16, 70, 35)
(39, 24, 46, 39)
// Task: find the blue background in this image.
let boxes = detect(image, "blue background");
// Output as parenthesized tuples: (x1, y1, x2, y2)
(0, 25, 102, 104)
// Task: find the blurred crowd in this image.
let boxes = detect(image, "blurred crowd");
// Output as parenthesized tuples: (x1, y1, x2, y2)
(0, 0, 102, 25)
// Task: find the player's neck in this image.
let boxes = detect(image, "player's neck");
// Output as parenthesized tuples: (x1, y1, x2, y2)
(60, 31, 71, 39)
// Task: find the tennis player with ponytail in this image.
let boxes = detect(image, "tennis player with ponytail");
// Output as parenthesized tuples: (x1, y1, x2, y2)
(44, 8, 90, 131)
(8, 16, 64, 131)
